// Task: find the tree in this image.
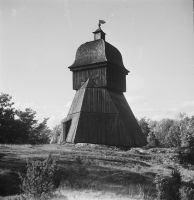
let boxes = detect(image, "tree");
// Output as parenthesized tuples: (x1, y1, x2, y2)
(19, 154, 59, 200)
(189, 116, 194, 132)
(154, 119, 174, 147)
(50, 124, 62, 144)
(0, 93, 16, 143)
(175, 112, 190, 131)
(155, 168, 181, 200)
(148, 120, 157, 132)
(16, 108, 51, 144)
(181, 130, 194, 148)
(164, 123, 181, 147)
(137, 117, 151, 138)
(147, 131, 159, 147)
(32, 118, 51, 144)
(174, 114, 194, 148)
(0, 93, 51, 144)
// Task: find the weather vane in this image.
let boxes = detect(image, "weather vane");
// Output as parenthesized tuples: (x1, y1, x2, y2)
(98, 20, 106, 29)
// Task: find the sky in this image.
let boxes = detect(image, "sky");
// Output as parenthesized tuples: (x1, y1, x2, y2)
(0, 0, 194, 129)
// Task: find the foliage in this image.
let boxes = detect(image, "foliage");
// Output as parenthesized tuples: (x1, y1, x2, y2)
(180, 115, 194, 148)
(181, 131, 194, 148)
(182, 116, 194, 149)
(148, 120, 157, 132)
(175, 112, 190, 132)
(75, 156, 89, 176)
(137, 117, 151, 138)
(177, 147, 194, 167)
(153, 119, 174, 147)
(155, 168, 181, 200)
(2, 92, 194, 149)
(189, 116, 194, 132)
(15, 108, 51, 144)
(181, 182, 194, 200)
(174, 112, 191, 147)
(171, 168, 182, 199)
(145, 113, 194, 148)
(147, 131, 159, 147)
(50, 124, 62, 144)
(0, 93, 51, 144)
(164, 123, 181, 147)
(0, 93, 15, 143)
(19, 154, 59, 200)
(177, 149, 188, 166)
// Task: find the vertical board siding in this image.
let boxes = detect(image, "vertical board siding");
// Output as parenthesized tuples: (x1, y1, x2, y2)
(120, 115, 147, 146)
(65, 83, 147, 147)
(73, 66, 126, 92)
(108, 90, 134, 116)
(75, 113, 122, 145)
(107, 67, 126, 92)
(74, 113, 133, 146)
(82, 88, 117, 113)
(73, 68, 106, 90)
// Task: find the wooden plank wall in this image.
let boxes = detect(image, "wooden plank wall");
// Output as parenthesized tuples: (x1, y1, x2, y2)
(107, 67, 126, 92)
(82, 88, 117, 113)
(73, 113, 145, 147)
(108, 90, 134, 116)
(64, 86, 147, 147)
(73, 68, 106, 90)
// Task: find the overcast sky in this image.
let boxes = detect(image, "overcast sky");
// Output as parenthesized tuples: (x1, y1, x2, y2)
(0, 0, 193, 128)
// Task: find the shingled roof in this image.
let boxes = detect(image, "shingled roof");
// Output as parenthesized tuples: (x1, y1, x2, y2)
(69, 39, 128, 73)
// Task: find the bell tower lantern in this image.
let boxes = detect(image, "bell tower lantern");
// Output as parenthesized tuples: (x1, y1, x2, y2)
(61, 22, 147, 147)
(93, 20, 106, 40)
(93, 28, 106, 41)
(69, 23, 129, 92)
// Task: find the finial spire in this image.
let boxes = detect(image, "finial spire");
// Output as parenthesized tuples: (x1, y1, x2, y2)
(93, 20, 106, 41)
(98, 20, 106, 29)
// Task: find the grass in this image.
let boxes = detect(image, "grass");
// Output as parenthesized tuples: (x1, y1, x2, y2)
(0, 143, 192, 199)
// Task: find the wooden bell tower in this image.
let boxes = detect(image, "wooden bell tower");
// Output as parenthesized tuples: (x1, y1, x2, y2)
(61, 24, 147, 147)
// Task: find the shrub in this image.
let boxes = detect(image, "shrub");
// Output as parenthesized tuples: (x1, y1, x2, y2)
(177, 148, 194, 167)
(164, 124, 181, 147)
(155, 168, 181, 200)
(75, 156, 89, 176)
(181, 131, 194, 148)
(19, 153, 59, 200)
(181, 185, 194, 200)
(171, 168, 182, 199)
(147, 132, 159, 147)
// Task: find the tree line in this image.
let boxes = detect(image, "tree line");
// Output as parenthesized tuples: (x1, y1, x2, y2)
(1, 92, 194, 147)
(0, 93, 51, 144)
(137, 113, 194, 148)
